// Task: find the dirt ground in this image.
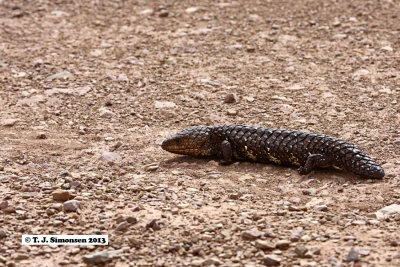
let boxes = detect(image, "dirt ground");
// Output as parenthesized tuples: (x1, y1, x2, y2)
(1, 0, 400, 266)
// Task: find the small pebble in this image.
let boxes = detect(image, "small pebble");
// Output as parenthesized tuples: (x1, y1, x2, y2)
(227, 109, 238, 116)
(315, 205, 328, 211)
(255, 240, 275, 250)
(294, 246, 308, 258)
(229, 193, 241, 200)
(115, 222, 130, 232)
(36, 132, 47, 139)
(63, 200, 80, 212)
(346, 247, 360, 262)
(224, 94, 236, 103)
(4, 206, 16, 214)
(105, 98, 113, 106)
(14, 253, 29, 261)
(83, 251, 110, 264)
(144, 163, 159, 172)
(290, 230, 304, 242)
(242, 229, 264, 240)
(393, 252, 400, 259)
(264, 254, 281, 266)
(0, 229, 7, 239)
(0, 201, 8, 210)
(159, 10, 169, 17)
(52, 190, 70, 201)
(146, 219, 161, 231)
(302, 189, 315, 195)
(2, 119, 18, 127)
(246, 46, 255, 53)
(99, 151, 121, 162)
(99, 108, 115, 118)
(46, 71, 74, 81)
(275, 240, 291, 250)
(126, 216, 138, 224)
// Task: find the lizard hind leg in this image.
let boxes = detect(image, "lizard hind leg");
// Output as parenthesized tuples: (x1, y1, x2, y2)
(298, 154, 331, 175)
(220, 140, 233, 165)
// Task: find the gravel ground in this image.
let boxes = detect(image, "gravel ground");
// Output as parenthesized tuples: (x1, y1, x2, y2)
(1, 0, 400, 266)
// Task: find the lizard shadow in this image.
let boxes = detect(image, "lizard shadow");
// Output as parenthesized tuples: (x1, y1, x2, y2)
(162, 156, 384, 184)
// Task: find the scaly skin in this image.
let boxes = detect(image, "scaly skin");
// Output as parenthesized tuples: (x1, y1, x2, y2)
(161, 125, 385, 179)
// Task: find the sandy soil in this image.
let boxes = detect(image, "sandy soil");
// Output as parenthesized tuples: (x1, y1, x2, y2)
(1, 0, 400, 266)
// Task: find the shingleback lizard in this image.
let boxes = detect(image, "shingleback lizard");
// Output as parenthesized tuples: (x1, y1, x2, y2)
(161, 125, 385, 179)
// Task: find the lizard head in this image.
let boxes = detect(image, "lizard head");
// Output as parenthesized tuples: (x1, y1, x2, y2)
(161, 126, 212, 157)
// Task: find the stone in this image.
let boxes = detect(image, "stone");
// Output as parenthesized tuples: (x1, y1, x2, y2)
(287, 84, 305, 90)
(52, 203, 63, 211)
(393, 251, 400, 259)
(381, 46, 393, 52)
(205, 257, 222, 266)
(14, 253, 29, 261)
(285, 66, 295, 72)
(290, 230, 304, 241)
(275, 240, 291, 250)
(75, 86, 92, 96)
(33, 58, 43, 67)
(3, 206, 16, 214)
(315, 205, 328, 211)
(227, 109, 238, 116)
(139, 9, 153, 15)
(0, 229, 7, 239)
(99, 108, 115, 118)
(353, 69, 370, 79)
(273, 104, 294, 114)
(357, 248, 370, 256)
(224, 93, 236, 103)
(36, 132, 47, 139)
(309, 246, 321, 255)
(264, 254, 281, 266)
(159, 10, 169, 18)
(146, 219, 161, 231)
(294, 246, 308, 258)
(0, 201, 8, 210)
(229, 193, 241, 200)
(255, 240, 275, 250)
(346, 247, 360, 262)
(376, 204, 400, 220)
(115, 222, 130, 232)
(185, 7, 199, 13)
(83, 251, 110, 264)
(242, 229, 264, 240)
(53, 220, 63, 226)
(63, 200, 80, 212)
(52, 190, 70, 201)
(332, 33, 347, 40)
(46, 71, 74, 81)
(126, 216, 138, 224)
(2, 119, 18, 127)
(332, 18, 341, 27)
(191, 259, 205, 266)
(144, 163, 159, 172)
(99, 151, 121, 162)
(90, 49, 103, 57)
(154, 101, 176, 109)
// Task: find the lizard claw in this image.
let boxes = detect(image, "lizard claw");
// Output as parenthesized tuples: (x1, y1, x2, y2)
(219, 160, 233, 166)
(298, 166, 309, 175)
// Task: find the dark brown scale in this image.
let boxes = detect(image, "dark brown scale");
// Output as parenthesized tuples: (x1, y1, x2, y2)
(161, 125, 385, 179)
